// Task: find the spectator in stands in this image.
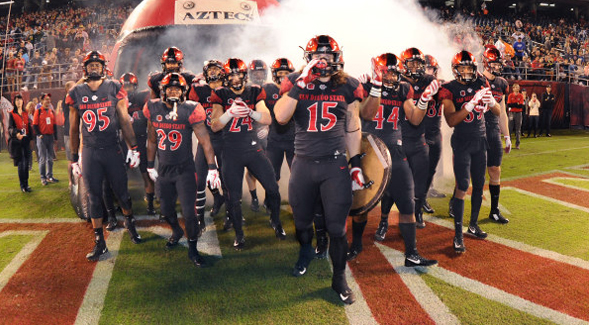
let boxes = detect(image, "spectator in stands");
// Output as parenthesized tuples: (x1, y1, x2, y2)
(5, 51, 16, 93)
(539, 84, 556, 137)
(507, 83, 525, 149)
(24, 51, 42, 90)
(527, 93, 541, 137)
(14, 51, 26, 92)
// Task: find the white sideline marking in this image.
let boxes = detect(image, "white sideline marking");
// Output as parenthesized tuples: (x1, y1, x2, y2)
(516, 145, 589, 158)
(543, 177, 589, 193)
(426, 263, 589, 325)
(0, 230, 49, 294)
(74, 230, 124, 325)
(344, 265, 378, 325)
(375, 243, 460, 325)
(145, 213, 222, 258)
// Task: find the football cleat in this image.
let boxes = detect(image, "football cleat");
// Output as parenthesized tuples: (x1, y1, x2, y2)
(222, 215, 233, 232)
(210, 196, 225, 217)
(415, 211, 426, 229)
(233, 235, 245, 250)
(188, 246, 206, 267)
(86, 240, 108, 262)
(250, 198, 259, 212)
(374, 220, 389, 241)
(422, 200, 435, 213)
(271, 222, 286, 240)
(332, 275, 355, 305)
(489, 210, 509, 224)
(405, 253, 438, 267)
(146, 207, 156, 216)
(124, 216, 142, 244)
(105, 217, 118, 232)
(346, 245, 363, 261)
(315, 235, 328, 259)
(292, 245, 314, 277)
(453, 236, 466, 253)
(467, 224, 488, 239)
(165, 227, 184, 249)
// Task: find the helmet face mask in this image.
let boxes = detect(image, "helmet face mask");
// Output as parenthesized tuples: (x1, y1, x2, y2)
(424, 54, 439, 78)
(382, 71, 401, 90)
(271, 58, 295, 85)
(161, 47, 184, 73)
(248, 60, 268, 86)
(224, 58, 248, 91)
(400, 48, 426, 80)
(452, 50, 478, 84)
(159, 72, 187, 105)
(203, 60, 225, 84)
(83, 50, 106, 81)
(374, 53, 404, 91)
(303, 35, 342, 77)
(120, 72, 138, 93)
(483, 46, 504, 76)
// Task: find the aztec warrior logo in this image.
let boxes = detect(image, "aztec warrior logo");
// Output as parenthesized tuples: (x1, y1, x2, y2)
(1, 171, 589, 324)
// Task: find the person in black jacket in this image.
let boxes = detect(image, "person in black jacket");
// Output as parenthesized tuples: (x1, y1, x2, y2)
(8, 94, 34, 192)
(539, 84, 555, 137)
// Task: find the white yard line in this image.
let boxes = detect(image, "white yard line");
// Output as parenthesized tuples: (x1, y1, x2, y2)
(74, 229, 124, 325)
(375, 243, 460, 325)
(426, 264, 589, 325)
(542, 177, 589, 193)
(344, 265, 378, 325)
(0, 230, 49, 294)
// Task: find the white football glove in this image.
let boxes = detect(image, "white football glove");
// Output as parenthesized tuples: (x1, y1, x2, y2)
(504, 135, 512, 154)
(126, 148, 140, 168)
(71, 162, 82, 179)
(296, 59, 325, 89)
(227, 99, 250, 118)
(147, 168, 158, 182)
(465, 87, 488, 112)
(350, 167, 366, 191)
(206, 169, 221, 190)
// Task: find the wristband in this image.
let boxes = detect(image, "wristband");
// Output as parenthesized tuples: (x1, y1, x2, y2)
(249, 110, 262, 121)
(369, 86, 381, 98)
(349, 154, 362, 168)
(208, 163, 217, 170)
(219, 112, 232, 125)
(72, 154, 79, 162)
(417, 99, 428, 110)
(147, 161, 155, 168)
(504, 135, 510, 140)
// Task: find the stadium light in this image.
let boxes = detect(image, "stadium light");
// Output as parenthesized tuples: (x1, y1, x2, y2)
(539, 3, 549, 6)
(0, 1, 15, 5)
(550, 3, 555, 7)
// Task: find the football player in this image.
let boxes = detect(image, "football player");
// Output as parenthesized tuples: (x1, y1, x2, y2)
(480, 45, 511, 224)
(274, 35, 363, 304)
(348, 53, 438, 269)
(67, 50, 142, 261)
(188, 60, 230, 232)
(147, 47, 196, 99)
(245, 59, 269, 212)
(439, 51, 501, 253)
(210, 58, 286, 249)
(144, 73, 221, 267)
(398, 47, 438, 229)
(120, 72, 155, 216)
(422, 54, 446, 213)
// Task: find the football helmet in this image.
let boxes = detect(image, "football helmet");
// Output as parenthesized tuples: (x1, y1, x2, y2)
(203, 59, 225, 84)
(224, 58, 248, 91)
(483, 45, 504, 76)
(373, 53, 405, 90)
(424, 54, 439, 77)
(270, 58, 295, 84)
(248, 59, 268, 86)
(159, 72, 188, 104)
(400, 47, 426, 79)
(452, 50, 478, 84)
(83, 50, 106, 80)
(120, 72, 139, 92)
(303, 35, 343, 77)
(161, 47, 184, 73)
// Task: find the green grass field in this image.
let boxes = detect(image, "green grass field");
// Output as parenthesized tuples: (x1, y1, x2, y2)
(1, 128, 589, 324)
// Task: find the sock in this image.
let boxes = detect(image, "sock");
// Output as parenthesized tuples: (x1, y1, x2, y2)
(470, 187, 483, 226)
(381, 195, 394, 215)
(489, 184, 500, 213)
(399, 223, 417, 256)
(351, 220, 367, 249)
(94, 227, 104, 242)
(250, 189, 258, 200)
(329, 235, 348, 277)
(452, 198, 465, 238)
